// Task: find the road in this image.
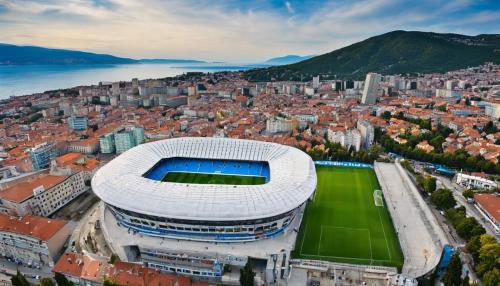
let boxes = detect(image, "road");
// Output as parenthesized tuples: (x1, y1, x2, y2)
(434, 174, 499, 239)
(0, 258, 53, 285)
(410, 160, 498, 239)
(403, 161, 483, 284)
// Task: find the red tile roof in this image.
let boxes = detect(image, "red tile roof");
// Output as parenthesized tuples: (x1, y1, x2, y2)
(0, 175, 66, 203)
(0, 214, 67, 241)
(53, 253, 209, 286)
(52, 252, 109, 282)
(474, 193, 500, 223)
(56, 153, 83, 165)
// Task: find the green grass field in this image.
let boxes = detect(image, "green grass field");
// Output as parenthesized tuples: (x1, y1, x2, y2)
(293, 166, 404, 268)
(162, 172, 266, 185)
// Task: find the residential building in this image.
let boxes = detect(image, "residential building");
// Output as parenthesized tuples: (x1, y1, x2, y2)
(115, 129, 137, 154)
(328, 128, 361, 151)
(361, 73, 381, 104)
(99, 133, 115, 154)
(435, 89, 462, 99)
(0, 172, 87, 217)
(51, 153, 100, 181)
(416, 140, 435, 153)
(52, 253, 109, 286)
(0, 214, 68, 267)
(52, 252, 209, 286)
(484, 102, 500, 119)
(357, 120, 374, 150)
(456, 173, 498, 190)
(304, 87, 315, 96)
(312, 76, 320, 89)
(30, 143, 59, 170)
(68, 116, 88, 131)
(68, 138, 99, 154)
(473, 193, 500, 230)
(163, 96, 188, 107)
(266, 118, 297, 134)
(293, 114, 319, 124)
(132, 126, 146, 145)
(139, 86, 179, 97)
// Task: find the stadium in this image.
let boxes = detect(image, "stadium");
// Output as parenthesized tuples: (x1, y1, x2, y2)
(94, 137, 447, 284)
(92, 137, 317, 243)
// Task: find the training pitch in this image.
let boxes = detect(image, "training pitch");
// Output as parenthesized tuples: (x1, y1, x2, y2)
(162, 172, 266, 185)
(293, 166, 404, 268)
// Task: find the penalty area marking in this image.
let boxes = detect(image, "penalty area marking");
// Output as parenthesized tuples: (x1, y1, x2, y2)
(367, 178, 393, 262)
(304, 226, 373, 262)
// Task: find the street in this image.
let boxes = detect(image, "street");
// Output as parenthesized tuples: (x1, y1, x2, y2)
(0, 258, 52, 285)
(434, 174, 499, 239)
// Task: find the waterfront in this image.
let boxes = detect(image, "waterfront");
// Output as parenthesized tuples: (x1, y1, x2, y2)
(0, 63, 257, 99)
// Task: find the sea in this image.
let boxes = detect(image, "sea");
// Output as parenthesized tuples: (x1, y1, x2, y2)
(0, 63, 261, 100)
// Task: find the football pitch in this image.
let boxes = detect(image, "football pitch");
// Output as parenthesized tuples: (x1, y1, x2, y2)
(293, 166, 404, 268)
(162, 172, 266, 185)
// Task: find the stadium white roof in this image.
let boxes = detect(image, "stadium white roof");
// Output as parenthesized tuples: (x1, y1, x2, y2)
(92, 137, 317, 221)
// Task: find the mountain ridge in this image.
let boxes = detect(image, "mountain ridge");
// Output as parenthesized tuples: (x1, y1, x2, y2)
(0, 43, 205, 65)
(263, 54, 315, 65)
(245, 30, 500, 81)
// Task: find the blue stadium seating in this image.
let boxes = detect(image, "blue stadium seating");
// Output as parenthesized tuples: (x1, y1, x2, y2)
(144, 157, 270, 182)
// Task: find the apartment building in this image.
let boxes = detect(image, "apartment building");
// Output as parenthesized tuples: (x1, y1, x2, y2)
(30, 142, 59, 170)
(0, 214, 68, 267)
(327, 128, 362, 151)
(52, 252, 209, 286)
(0, 172, 87, 217)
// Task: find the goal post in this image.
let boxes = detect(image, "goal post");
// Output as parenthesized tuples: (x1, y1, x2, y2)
(373, 190, 384, 207)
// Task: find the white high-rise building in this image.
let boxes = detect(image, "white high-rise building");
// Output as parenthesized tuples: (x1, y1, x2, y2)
(361, 73, 381, 104)
(445, 80, 454, 90)
(484, 102, 500, 119)
(312, 76, 320, 89)
(111, 82, 121, 95)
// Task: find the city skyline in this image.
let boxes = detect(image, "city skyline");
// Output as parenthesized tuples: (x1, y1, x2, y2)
(0, 0, 499, 62)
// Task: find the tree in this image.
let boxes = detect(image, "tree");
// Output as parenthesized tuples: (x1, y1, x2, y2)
(424, 176, 437, 193)
(482, 121, 497, 134)
(456, 217, 485, 241)
(109, 253, 120, 264)
(431, 188, 456, 209)
(417, 175, 437, 193)
(429, 135, 445, 152)
(11, 270, 29, 286)
(38, 278, 56, 286)
(381, 111, 392, 120)
(462, 189, 475, 199)
(465, 235, 481, 262)
(476, 235, 500, 276)
(400, 160, 414, 173)
(416, 174, 425, 188)
(482, 268, 500, 286)
(103, 278, 120, 286)
(54, 272, 74, 286)
(461, 276, 469, 286)
(442, 253, 463, 286)
(239, 260, 256, 286)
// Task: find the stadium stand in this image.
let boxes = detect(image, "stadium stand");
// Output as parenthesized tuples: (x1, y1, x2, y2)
(374, 162, 449, 278)
(144, 158, 270, 182)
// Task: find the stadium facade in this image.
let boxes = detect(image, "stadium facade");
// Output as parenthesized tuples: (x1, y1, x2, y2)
(93, 137, 317, 282)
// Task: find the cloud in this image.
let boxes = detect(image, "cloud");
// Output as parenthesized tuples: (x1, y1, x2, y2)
(0, 0, 497, 62)
(285, 1, 294, 13)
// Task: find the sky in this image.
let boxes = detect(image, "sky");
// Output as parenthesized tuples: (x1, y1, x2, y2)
(0, 0, 499, 62)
